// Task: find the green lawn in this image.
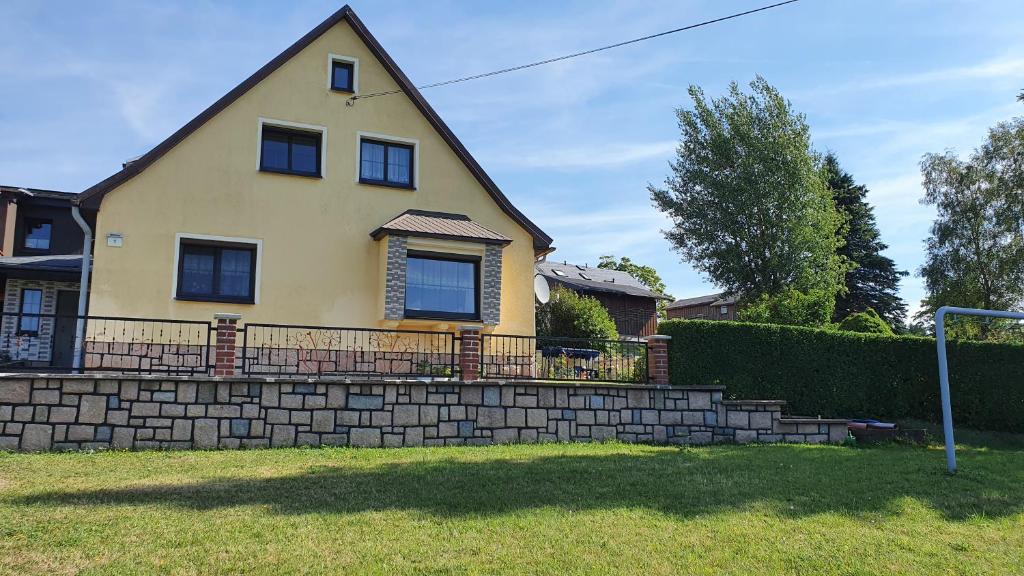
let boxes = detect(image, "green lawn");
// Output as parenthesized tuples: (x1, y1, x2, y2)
(1, 434, 1022, 575)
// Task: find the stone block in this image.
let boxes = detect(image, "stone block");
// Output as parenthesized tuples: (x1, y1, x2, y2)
(506, 407, 525, 427)
(828, 425, 849, 444)
(526, 408, 547, 428)
(132, 402, 160, 417)
(371, 411, 392, 427)
(337, 410, 360, 426)
(75, 395, 105, 424)
(438, 421, 458, 437)
(31, 389, 60, 405)
(271, 424, 296, 447)
(241, 403, 259, 419)
(419, 405, 439, 425)
(576, 410, 596, 425)
(0, 380, 31, 404)
(95, 426, 113, 442)
(0, 406, 10, 421)
(641, 410, 660, 425)
(280, 394, 303, 409)
(33, 406, 49, 422)
(175, 383, 197, 403)
(296, 433, 320, 447)
(290, 411, 311, 425)
(736, 429, 758, 444)
(310, 410, 334, 432)
(152, 391, 176, 402)
(161, 404, 186, 418)
(477, 407, 505, 428)
(688, 391, 712, 410)
(349, 395, 384, 410)
(67, 425, 95, 442)
(392, 405, 419, 427)
(20, 423, 52, 451)
(266, 409, 289, 424)
(172, 419, 192, 441)
(50, 406, 77, 423)
(726, 411, 750, 429)
(230, 419, 250, 437)
(492, 428, 518, 444)
(111, 427, 135, 448)
(404, 427, 424, 446)
(207, 405, 241, 418)
(193, 419, 219, 449)
(591, 426, 616, 441)
(350, 428, 381, 447)
(537, 387, 555, 407)
(458, 421, 475, 437)
(325, 386, 346, 408)
(483, 386, 501, 406)
(627, 389, 649, 408)
(460, 386, 482, 405)
(750, 411, 773, 430)
(260, 384, 280, 407)
(304, 395, 326, 410)
(14, 406, 33, 421)
(383, 433, 404, 448)
(63, 380, 95, 394)
(659, 411, 681, 426)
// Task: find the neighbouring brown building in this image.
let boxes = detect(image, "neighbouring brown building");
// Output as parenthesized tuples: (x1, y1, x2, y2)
(535, 261, 671, 338)
(666, 292, 739, 321)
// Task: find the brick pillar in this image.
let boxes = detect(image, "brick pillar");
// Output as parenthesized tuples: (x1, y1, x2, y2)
(459, 326, 481, 381)
(644, 335, 671, 386)
(213, 313, 241, 377)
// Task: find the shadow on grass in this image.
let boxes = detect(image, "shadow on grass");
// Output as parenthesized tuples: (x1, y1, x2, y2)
(12, 444, 1024, 522)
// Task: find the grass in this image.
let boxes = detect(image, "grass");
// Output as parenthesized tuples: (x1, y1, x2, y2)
(1, 434, 1022, 575)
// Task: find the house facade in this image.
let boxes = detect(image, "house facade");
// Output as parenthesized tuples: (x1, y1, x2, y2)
(0, 187, 91, 366)
(75, 6, 551, 338)
(666, 292, 739, 321)
(535, 261, 671, 338)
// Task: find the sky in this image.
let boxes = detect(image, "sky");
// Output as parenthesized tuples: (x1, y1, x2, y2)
(2, 0, 1023, 318)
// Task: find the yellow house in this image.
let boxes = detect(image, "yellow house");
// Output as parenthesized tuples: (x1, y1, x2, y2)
(75, 5, 552, 343)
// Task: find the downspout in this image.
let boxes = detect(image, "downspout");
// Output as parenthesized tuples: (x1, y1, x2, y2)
(70, 203, 93, 372)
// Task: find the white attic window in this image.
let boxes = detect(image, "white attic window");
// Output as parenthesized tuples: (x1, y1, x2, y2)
(579, 272, 592, 280)
(552, 269, 567, 277)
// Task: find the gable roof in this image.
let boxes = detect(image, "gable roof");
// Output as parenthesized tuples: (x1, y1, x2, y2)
(74, 5, 553, 251)
(666, 292, 738, 310)
(536, 261, 672, 301)
(371, 210, 511, 245)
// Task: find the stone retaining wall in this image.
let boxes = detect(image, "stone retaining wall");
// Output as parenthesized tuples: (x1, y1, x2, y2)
(0, 375, 848, 452)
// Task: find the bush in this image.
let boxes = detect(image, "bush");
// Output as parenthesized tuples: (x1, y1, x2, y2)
(536, 286, 619, 341)
(838, 308, 893, 335)
(658, 319, 1024, 432)
(736, 288, 835, 328)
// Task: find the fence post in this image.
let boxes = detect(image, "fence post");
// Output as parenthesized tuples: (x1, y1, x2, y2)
(644, 335, 671, 386)
(459, 326, 481, 381)
(213, 313, 241, 376)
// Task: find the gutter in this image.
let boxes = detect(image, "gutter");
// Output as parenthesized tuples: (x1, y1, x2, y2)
(70, 202, 93, 372)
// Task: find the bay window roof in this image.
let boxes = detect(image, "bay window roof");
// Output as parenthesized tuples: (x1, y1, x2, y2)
(370, 210, 511, 245)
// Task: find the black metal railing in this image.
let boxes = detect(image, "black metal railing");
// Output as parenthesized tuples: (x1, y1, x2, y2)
(0, 312, 214, 375)
(480, 334, 647, 383)
(239, 323, 459, 378)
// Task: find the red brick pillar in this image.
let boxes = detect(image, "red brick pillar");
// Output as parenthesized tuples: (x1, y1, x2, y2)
(459, 326, 481, 381)
(213, 313, 241, 377)
(644, 335, 671, 386)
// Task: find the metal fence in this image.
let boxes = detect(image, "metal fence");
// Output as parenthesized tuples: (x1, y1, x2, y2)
(239, 323, 459, 378)
(480, 334, 647, 383)
(0, 312, 213, 375)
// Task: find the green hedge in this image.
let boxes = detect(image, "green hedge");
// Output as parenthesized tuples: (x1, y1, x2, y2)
(658, 319, 1024, 432)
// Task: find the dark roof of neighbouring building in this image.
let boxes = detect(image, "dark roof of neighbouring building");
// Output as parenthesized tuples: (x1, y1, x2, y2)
(0, 254, 83, 273)
(536, 261, 673, 301)
(73, 5, 553, 252)
(370, 210, 511, 245)
(666, 292, 738, 310)
(0, 186, 78, 202)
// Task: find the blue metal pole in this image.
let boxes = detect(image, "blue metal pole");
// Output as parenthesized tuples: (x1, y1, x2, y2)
(934, 306, 956, 474)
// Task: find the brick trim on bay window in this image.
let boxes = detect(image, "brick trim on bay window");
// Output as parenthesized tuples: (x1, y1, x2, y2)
(383, 235, 408, 321)
(481, 244, 503, 326)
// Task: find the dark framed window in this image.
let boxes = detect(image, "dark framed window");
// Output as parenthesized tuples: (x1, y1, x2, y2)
(404, 252, 480, 320)
(359, 138, 414, 188)
(18, 288, 43, 335)
(177, 241, 257, 304)
(260, 126, 322, 177)
(331, 60, 354, 92)
(23, 218, 52, 251)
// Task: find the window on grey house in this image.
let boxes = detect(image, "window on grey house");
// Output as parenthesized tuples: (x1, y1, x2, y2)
(23, 218, 52, 251)
(177, 241, 257, 304)
(404, 253, 479, 320)
(18, 288, 42, 335)
(360, 139, 413, 188)
(260, 126, 321, 177)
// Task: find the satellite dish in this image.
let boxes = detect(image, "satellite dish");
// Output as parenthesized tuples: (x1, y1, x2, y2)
(534, 274, 550, 304)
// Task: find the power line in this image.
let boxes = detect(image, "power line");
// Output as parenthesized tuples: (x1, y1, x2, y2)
(349, 0, 801, 102)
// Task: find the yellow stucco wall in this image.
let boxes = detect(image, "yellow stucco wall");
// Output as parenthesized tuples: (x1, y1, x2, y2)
(88, 19, 538, 335)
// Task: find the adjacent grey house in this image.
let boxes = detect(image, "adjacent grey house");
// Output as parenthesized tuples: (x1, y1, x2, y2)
(535, 261, 671, 337)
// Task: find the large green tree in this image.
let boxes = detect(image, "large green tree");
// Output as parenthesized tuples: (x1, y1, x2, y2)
(823, 153, 907, 326)
(597, 255, 673, 318)
(650, 76, 847, 312)
(917, 118, 1024, 338)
